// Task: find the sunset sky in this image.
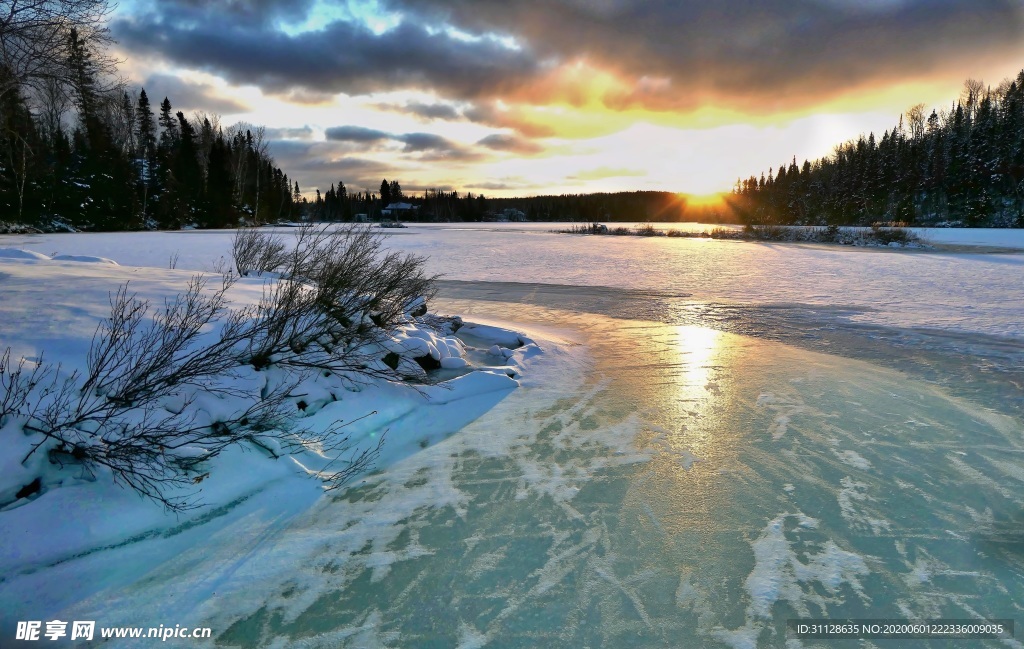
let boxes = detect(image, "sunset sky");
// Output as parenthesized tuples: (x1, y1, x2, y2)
(109, 0, 1024, 199)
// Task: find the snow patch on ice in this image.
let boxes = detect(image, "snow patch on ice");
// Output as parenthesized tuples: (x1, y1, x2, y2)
(711, 512, 868, 649)
(456, 623, 488, 649)
(837, 476, 891, 535)
(833, 449, 872, 471)
(756, 392, 805, 440)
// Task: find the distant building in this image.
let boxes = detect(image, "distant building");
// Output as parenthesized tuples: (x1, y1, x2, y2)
(381, 202, 418, 218)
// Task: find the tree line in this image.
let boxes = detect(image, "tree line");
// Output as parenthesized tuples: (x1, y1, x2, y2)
(733, 70, 1024, 227)
(1, 3, 295, 231)
(306, 185, 735, 223)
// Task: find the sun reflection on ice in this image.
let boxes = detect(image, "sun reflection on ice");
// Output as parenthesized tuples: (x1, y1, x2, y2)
(675, 325, 723, 401)
(671, 325, 726, 466)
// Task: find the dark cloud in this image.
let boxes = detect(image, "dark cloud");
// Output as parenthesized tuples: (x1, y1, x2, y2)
(322, 126, 480, 160)
(324, 125, 391, 142)
(266, 142, 400, 192)
(113, 10, 539, 100)
(476, 133, 543, 154)
(116, 0, 1024, 126)
(145, 0, 318, 28)
(396, 132, 454, 152)
(376, 100, 460, 120)
(383, 0, 1024, 112)
(372, 100, 556, 140)
(140, 73, 250, 115)
(397, 132, 481, 161)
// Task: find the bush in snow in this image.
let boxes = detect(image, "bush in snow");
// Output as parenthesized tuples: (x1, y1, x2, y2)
(234, 224, 438, 381)
(1, 225, 441, 510)
(232, 226, 289, 277)
(0, 281, 357, 510)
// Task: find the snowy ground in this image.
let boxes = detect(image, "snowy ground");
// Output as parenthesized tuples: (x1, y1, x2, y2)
(0, 246, 546, 646)
(2, 227, 1024, 648)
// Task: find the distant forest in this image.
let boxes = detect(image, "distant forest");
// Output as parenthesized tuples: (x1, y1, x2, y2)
(0, 16, 296, 231)
(309, 182, 731, 224)
(733, 70, 1024, 228)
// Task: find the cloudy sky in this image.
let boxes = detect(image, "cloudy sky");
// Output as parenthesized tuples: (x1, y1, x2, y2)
(110, 0, 1024, 198)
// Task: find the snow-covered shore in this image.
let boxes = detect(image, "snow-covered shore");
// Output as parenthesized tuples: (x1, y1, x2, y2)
(0, 249, 541, 607)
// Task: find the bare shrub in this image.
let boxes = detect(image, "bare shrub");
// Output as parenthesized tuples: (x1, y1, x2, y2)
(4, 275, 374, 509)
(4, 277, 303, 510)
(2, 224, 438, 510)
(708, 227, 744, 239)
(233, 224, 438, 380)
(233, 226, 288, 276)
(0, 349, 52, 428)
(869, 225, 918, 246)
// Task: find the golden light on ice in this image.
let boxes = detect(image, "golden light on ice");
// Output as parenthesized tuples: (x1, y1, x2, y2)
(672, 325, 724, 460)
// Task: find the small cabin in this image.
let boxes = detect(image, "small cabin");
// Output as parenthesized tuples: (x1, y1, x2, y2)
(381, 202, 418, 218)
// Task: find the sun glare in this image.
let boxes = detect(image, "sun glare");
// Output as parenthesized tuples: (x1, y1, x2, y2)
(682, 192, 728, 210)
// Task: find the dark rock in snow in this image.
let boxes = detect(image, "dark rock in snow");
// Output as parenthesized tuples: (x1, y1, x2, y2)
(15, 477, 41, 500)
(414, 354, 441, 371)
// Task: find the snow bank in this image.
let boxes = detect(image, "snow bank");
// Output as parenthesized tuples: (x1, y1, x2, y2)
(0, 252, 540, 584)
(0, 248, 50, 260)
(0, 248, 118, 264)
(50, 254, 119, 264)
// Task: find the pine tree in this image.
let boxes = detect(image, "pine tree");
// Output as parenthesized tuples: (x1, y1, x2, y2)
(158, 98, 178, 150)
(136, 89, 156, 220)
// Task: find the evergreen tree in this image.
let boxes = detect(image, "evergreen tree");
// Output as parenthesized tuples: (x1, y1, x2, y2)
(136, 89, 157, 220)
(736, 72, 1024, 227)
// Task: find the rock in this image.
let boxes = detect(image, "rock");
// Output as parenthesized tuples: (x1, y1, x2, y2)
(15, 477, 41, 500)
(414, 354, 441, 371)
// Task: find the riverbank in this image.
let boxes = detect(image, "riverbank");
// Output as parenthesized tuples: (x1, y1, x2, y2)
(554, 222, 930, 248)
(0, 249, 541, 628)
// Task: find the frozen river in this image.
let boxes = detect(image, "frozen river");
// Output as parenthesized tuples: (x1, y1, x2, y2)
(3, 225, 1024, 647)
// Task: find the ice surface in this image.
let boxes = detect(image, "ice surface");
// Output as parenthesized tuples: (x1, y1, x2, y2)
(3, 225, 1023, 337)
(2, 227, 1023, 648)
